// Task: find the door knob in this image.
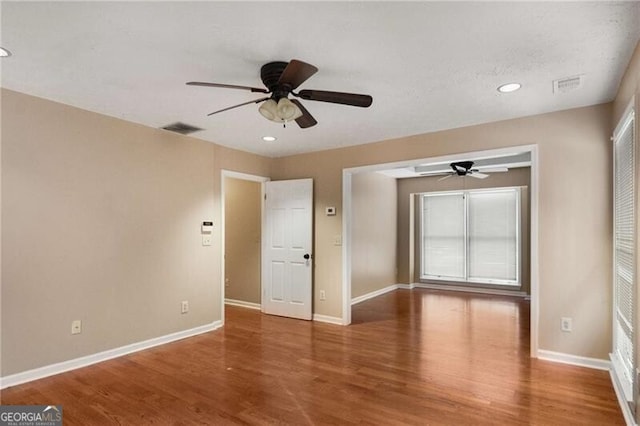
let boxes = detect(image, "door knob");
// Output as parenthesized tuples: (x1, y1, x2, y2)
(304, 253, 310, 260)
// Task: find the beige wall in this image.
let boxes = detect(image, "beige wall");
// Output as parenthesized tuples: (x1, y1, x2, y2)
(397, 168, 530, 294)
(224, 177, 261, 304)
(351, 172, 397, 299)
(273, 103, 612, 359)
(1, 89, 271, 376)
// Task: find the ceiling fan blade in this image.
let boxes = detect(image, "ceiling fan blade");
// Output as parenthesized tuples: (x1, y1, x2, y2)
(419, 172, 448, 177)
(438, 174, 453, 182)
(291, 99, 317, 129)
(207, 96, 270, 116)
(278, 59, 318, 90)
(187, 82, 269, 94)
(470, 172, 489, 179)
(296, 90, 373, 107)
(479, 167, 509, 173)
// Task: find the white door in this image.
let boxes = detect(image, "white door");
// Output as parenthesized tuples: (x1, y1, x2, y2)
(262, 179, 313, 320)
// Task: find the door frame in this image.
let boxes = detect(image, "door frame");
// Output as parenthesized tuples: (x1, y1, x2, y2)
(220, 170, 270, 325)
(342, 144, 540, 356)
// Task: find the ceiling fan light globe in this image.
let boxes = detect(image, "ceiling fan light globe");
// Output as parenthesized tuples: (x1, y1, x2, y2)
(276, 97, 298, 121)
(291, 104, 303, 120)
(258, 99, 278, 121)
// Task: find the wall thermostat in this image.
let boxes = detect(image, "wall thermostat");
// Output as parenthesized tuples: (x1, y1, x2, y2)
(326, 207, 336, 216)
(201, 221, 213, 233)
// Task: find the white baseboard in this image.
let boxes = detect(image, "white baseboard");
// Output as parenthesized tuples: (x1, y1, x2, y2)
(354, 283, 527, 300)
(0, 321, 222, 390)
(225, 298, 261, 310)
(351, 284, 399, 305)
(537, 349, 611, 371)
(313, 314, 344, 325)
(412, 282, 527, 298)
(609, 367, 637, 426)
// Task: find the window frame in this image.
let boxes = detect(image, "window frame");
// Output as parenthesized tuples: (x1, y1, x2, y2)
(420, 186, 522, 287)
(611, 99, 636, 402)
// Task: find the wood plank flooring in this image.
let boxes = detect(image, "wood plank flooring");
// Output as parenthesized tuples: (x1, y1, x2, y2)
(1, 289, 624, 425)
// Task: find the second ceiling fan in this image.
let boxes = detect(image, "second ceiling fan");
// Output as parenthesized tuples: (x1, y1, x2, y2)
(422, 161, 509, 181)
(187, 59, 373, 129)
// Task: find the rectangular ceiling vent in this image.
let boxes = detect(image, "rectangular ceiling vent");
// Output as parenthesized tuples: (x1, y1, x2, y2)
(161, 122, 203, 135)
(553, 75, 584, 94)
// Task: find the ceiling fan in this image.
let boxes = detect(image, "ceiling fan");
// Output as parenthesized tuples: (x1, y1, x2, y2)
(186, 59, 373, 129)
(425, 161, 509, 181)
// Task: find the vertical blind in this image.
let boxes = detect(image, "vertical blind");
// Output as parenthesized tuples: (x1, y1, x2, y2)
(613, 106, 635, 400)
(421, 188, 520, 285)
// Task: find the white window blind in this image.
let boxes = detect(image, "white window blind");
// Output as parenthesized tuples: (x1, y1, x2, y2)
(421, 188, 520, 286)
(421, 193, 465, 279)
(612, 105, 635, 401)
(468, 190, 518, 282)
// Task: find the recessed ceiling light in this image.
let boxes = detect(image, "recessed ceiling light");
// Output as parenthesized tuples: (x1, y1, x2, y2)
(262, 136, 277, 142)
(497, 83, 521, 93)
(0, 47, 12, 57)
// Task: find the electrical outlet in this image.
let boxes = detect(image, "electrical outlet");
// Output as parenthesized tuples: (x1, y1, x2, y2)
(561, 317, 572, 332)
(225, 278, 230, 287)
(181, 300, 189, 314)
(320, 290, 326, 301)
(333, 235, 342, 246)
(71, 320, 82, 335)
(202, 235, 212, 246)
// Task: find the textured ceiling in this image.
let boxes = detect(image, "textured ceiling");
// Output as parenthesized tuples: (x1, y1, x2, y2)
(1, 2, 639, 157)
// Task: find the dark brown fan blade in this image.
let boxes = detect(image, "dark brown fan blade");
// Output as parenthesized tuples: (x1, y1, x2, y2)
(291, 99, 317, 129)
(297, 90, 372, 107)
(207, 97, 270, 116)
(277, 60, 318, 90)
(187, 82, 269, 94)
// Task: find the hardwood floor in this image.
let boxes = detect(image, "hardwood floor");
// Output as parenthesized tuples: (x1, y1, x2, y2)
(1, 289, 623, 425)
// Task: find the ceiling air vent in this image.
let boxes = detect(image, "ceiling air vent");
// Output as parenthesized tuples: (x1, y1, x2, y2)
(161, 122, 203, 135)
(553, 75, 584, 94)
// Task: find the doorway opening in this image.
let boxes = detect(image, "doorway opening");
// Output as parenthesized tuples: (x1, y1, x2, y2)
(343, 145, 539, 356)
(221, 170, 269, 324)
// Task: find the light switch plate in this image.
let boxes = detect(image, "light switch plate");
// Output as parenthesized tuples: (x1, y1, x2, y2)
(71, 320, 82, 335)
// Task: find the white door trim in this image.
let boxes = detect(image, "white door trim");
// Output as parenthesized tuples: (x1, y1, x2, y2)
(342, 144, 540, 356)
(220, 170, 270, 326)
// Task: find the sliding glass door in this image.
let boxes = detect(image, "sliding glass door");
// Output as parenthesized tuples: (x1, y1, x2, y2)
(467, 190, 519, 283)
(421, 188, 520, 286)
(422, 193, 466, 280)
